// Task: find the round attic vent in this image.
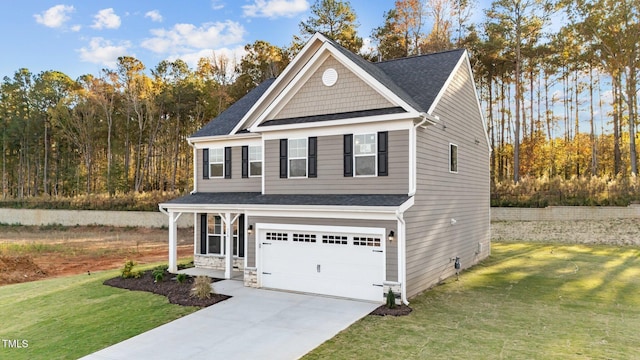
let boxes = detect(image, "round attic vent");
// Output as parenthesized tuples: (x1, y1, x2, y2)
(322, 68, 338, 87)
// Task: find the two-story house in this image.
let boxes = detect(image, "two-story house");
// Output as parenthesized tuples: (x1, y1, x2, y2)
(159, 33, 490, 304)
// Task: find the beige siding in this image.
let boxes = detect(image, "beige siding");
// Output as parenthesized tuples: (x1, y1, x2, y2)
(265, 130, 409, 195)
(196, 147, 261, 192)
(247, 216, 398, 281)
(271, 56, 393, 120)
(404, 61, 491, 298)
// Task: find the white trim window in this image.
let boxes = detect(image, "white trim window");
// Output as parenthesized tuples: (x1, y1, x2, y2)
(288, 138, 307, 178)
(207, 214, 224, 254)
(449, 143, 458, 173)
(249, 145, 262, 177)
(209, 148, 224, 178)
(354, 133, 377, 176)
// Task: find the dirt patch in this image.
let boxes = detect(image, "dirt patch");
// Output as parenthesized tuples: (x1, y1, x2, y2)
(370, 304, 413, 316)
(0, 225, 193, 286)
(0, 255, 48, 285)
(104, 270, 230, 307)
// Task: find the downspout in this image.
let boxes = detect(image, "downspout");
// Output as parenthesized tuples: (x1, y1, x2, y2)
(409, 113, 437, 197)
(396, 209, 409, 305)
(158, 205, 168, 216)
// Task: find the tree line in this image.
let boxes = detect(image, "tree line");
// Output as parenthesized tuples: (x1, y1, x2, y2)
(1, 0, 638, 201)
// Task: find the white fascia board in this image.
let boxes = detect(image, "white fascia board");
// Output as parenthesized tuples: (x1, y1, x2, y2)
(426, 51, 466, 115)
(231, 33, 329, 135)
(261, 118, 414, 141)
(188, 134, 262, 149)
(463, 52, 492, 154)
(159, 203, 400, 220)
(256, 222, 386, 236)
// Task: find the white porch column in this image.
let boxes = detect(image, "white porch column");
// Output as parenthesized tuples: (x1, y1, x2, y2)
(168, 211, 179, 273)
(224, 212, 233, 279)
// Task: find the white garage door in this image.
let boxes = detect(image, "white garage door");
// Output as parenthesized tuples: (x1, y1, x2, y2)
(258, 223, 385, 302)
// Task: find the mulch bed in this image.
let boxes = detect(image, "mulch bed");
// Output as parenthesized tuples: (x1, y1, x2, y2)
(370, 304, 413, 316)
(104, 270, 231, 307)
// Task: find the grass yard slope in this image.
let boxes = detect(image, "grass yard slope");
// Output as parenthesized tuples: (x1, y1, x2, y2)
(305, 242, 640, 360)
(0, 267, 198, 360)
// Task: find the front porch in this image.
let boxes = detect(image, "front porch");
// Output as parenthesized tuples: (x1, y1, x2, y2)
(176, 267, 243, 281)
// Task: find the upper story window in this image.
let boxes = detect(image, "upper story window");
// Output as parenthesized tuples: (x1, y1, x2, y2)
(450, 143, 458, 173)
(288, 138, 308, 178)
(209, 148, 224, 178)
(354, 133, 377, 176)
(249, 145, 262, 177)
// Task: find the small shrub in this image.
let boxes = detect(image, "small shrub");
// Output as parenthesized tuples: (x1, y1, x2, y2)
(176, 273, 187, 284)
(191, 276, 213, 299)
(153, 270, 164, 283)
(121, 260, 142, 279)
(386, 288, 396, 309)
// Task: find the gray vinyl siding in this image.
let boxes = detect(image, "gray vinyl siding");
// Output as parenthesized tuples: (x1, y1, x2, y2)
(264, 130, 409, 195)
(247, 216, 398, 281)
(196, 147, 261, 192)
(272, 56, 393, 120)
(404, 61, 491, 299)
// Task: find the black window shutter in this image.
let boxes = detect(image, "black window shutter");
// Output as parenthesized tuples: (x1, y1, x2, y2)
(308, 137, 317, 178)
(343, 134, 353, 177)
(202, 148, 209, 179)
(378, 131, 388, 176)
(200, 214, 207, 254)
(241, 146, 249, 178)
(279, 139, 288, 178)
(238, 214, 245, 258)
(224, 147, 232, 179)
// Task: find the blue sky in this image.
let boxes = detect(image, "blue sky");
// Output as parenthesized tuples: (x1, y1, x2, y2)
(0, 0, 490, 80)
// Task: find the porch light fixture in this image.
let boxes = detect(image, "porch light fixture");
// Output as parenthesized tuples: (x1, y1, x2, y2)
(248, 225, 253, 235)
(388, 230, 395, 242)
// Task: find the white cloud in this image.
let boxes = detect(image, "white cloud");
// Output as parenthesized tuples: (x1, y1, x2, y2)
(91, 8, 121, 30)
(78, 37, 131, 67)
(145, 10, 163, 22)
(141, 21, 245, 54)
(243, 0, 309, 18)
(211, 0, 225, 10)
(34, 5, 75, 28)
(71, 24, 82, 32)
(170, 46, 246, 76)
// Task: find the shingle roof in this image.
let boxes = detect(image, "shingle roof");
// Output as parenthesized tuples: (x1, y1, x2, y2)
(190, 78, 275, 138)
(162, 192, 410, 207)
(190, 38, 465, 138)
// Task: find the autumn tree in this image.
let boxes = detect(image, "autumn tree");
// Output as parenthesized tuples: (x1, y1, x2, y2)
(485, 0, 552, 182)
(299, 0, 363, 53)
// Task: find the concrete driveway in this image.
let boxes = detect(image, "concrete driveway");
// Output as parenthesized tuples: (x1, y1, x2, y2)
(81, 280, 379, 360)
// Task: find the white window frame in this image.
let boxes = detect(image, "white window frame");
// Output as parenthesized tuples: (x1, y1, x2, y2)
(288, 138, 308, 178)
(206, 215, 243, 257)
(353, 133, 377, 177)
(449, 143, 458, 173)
(206, 214, 224, 255)
(209, 148, 224, 179)
(249, 145, 262, 177)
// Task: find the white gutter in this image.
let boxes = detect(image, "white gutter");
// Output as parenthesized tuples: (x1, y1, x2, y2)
(396, 208, 409, 305)
(409, 113, 436, 197)
(158, 204, 169, 216)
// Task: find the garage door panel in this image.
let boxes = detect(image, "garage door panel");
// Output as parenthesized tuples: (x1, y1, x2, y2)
(260, 226, 385, 302)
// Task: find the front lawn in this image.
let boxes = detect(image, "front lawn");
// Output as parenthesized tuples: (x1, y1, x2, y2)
(0, 265, 198, 360)
(305, 242, 640, 359)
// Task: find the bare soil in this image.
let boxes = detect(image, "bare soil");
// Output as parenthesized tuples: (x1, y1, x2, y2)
(0, 225, 193, 286)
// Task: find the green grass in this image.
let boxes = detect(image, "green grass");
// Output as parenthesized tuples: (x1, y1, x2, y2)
(305, 242, 640, 360)
(0, 265, 198, 359)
